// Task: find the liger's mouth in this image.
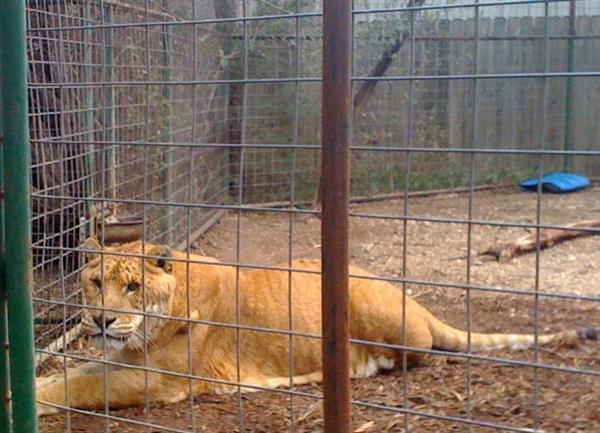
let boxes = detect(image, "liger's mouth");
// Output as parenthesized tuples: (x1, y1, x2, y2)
(88, 331, 132, 342)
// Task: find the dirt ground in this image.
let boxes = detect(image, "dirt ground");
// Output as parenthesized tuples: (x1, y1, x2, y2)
(40, 186, 600, 433)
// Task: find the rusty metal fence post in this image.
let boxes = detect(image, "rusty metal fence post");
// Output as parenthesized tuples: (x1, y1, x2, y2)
(321, 0, 353, 432)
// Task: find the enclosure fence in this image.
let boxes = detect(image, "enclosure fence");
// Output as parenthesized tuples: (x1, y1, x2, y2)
(0, 0, 599, 432)
(27, 0, 231, 357)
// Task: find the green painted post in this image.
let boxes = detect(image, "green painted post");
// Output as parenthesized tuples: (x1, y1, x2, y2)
(0, 0, 38, 431)
(564, 0, 576, 171)
(0, 46, 13, 433)
(0, 296, 10, 433)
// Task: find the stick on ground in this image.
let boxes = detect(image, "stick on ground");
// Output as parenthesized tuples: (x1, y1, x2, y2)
(479, 219, 600, 259)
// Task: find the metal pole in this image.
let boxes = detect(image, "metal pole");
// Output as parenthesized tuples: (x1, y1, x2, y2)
(563, 0, 576, 171)
(84, 3, 96, 235)
(0, 0, 38, 431)
(161, 1, 174, 245)
(104, 4, 117, 204)
(0, 294, 10, 433)
(0, 59, 13, 433)
(321, 0, 352, 432)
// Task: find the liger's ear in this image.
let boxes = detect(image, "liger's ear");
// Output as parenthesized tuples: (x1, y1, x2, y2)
(82, 237, 102, 262)
(146, 245, 173, 273)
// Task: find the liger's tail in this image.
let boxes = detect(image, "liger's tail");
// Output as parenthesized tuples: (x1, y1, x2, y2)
(426, 313, 598, 352)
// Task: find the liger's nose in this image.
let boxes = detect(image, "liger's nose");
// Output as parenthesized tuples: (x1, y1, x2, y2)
(93, 316, 117, 329)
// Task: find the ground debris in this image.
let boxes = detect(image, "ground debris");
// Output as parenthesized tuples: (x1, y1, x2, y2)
(40, 188, 600, 433)
(479, 219, 600, 259)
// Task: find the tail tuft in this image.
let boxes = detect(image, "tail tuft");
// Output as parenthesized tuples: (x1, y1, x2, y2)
(577, 328, 598, 341)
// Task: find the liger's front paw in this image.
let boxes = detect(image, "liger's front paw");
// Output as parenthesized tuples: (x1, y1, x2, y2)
(36, 382, 63, 417)
(36, 400, 60, 417)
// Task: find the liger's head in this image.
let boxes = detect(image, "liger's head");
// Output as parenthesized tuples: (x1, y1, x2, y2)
(79, 238, 177, 351)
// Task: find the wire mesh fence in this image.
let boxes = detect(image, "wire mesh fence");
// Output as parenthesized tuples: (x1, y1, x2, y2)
(28, 0, 231, 357)
(25, 0, 600, 432)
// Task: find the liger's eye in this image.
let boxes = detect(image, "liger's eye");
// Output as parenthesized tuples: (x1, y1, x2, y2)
(126, 282, 140, 293)
(92, 278, 102, 289)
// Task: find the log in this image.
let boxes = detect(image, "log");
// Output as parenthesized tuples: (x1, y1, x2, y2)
(479, 219, 600, 259)
(247, 183, 511, 209)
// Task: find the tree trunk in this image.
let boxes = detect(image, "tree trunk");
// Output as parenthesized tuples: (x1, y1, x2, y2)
(311, 0, 426, 210)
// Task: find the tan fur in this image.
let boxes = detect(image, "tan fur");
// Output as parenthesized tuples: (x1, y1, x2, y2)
(36, 240, 595, 415)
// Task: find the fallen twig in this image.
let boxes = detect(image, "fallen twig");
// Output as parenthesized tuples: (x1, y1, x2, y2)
(479, 219, 600, 259)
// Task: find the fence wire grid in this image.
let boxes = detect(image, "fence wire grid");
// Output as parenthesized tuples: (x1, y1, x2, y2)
(28, 0, 599, 433)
